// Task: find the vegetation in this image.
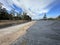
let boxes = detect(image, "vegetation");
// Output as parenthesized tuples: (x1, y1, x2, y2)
(42, 14, 60, 20)
(57, 15, 60, 18)
(0, 2, 32, 21)
(0, 2, 60, 21)
(47, 18, 55, 20)
(56, 15, 60, 20)
(43, 13, 47, 19)
(21, 12, 31, 20)
(43, 13, 47, 20)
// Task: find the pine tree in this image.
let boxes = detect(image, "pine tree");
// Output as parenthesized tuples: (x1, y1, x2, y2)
(43, 13, 47, 20)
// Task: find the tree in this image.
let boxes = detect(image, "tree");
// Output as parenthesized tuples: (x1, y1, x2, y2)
(57, 15, 60, 18)
(21, 12, 32, 20)
(0, 2, 3, 9)
(56, 15, 60, 20)
(8, 14, 13, 20)
(0, 8, 10, 20)
(0, 2, 31, 20)
(10, 9, 15, 17)
(43, 13, 47, 20)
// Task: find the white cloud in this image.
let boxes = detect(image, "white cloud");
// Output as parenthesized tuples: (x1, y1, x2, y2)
(0, 0, 14, 11)
(0, 0, 56, 19)
(12, 0, 55, 19)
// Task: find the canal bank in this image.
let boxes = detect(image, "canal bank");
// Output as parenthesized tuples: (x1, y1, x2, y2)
(0, 20, 30, 29)
(0, 21, 36, 45)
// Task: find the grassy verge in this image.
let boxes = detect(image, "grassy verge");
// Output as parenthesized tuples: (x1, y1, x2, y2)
(0, 20, 30, 28)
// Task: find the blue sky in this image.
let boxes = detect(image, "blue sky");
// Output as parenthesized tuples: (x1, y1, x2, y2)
(0, 0, 60, 19)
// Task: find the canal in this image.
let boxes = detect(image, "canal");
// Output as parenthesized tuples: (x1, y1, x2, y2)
(11, 20, 60, 45)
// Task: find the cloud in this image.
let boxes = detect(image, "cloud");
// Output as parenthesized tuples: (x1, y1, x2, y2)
(12, 0, 55, 18)
(0, 0, 56, 19)
(0, 0, 14, 11)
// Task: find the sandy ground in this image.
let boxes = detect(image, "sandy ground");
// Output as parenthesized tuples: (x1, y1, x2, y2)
(0, 21, 36, 45)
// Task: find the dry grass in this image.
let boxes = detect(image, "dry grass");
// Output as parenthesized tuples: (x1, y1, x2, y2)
(0, 20, 28, 25)
(0, 21, 36, 45)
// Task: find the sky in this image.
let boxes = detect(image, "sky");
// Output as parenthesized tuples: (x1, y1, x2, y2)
(0, 0, 60, 19)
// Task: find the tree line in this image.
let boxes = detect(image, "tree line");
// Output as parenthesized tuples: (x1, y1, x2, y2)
(0, 3, 32, 20)
(43, 13, 60, 20)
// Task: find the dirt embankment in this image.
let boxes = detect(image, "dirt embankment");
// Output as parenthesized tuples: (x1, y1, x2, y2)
(0, 20, 30, 28)
(0, 21, 36, 45)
